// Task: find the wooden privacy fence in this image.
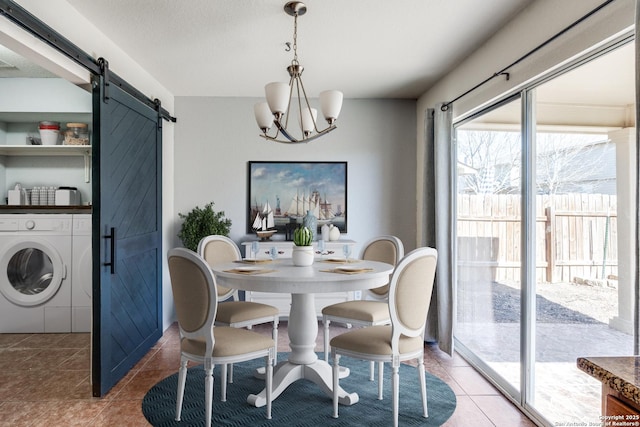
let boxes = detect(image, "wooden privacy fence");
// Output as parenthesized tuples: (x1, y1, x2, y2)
(457, 193, 617, 284)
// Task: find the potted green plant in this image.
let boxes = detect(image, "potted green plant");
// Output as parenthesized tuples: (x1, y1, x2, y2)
(292, 225, 314, 266)
(177, 201, 232, 251)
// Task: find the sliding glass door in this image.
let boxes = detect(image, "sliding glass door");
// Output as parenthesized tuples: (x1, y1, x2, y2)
(531, 43, 635, 422)
(453, 39, 636, 425)
(455, 96, 523, 396)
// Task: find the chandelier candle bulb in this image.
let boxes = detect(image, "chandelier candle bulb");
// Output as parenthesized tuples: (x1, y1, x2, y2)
(319, 90, 343, 124)
(300, 108, 317, 135)
(265, 82, 290, 117)
(254, 102, 274, 132)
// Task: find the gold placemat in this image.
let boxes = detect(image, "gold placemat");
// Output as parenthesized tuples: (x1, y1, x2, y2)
(320, 258, 360, 264)
(224, 268, 276, 275)
(235, 259, 273, 264)
(320, 268, 374, 275)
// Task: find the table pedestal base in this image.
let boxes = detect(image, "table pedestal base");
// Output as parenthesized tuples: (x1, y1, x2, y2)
(248, 293, 358, 408)
(247, 359, 359, 408)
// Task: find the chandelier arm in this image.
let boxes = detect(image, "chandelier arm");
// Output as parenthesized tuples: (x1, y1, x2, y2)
(296, 74, 322, 133)
(295, 77, 306, 136)
(273, 120, 297, 142)
(261, 125, 337, 144)
(283, 74, 297, 131)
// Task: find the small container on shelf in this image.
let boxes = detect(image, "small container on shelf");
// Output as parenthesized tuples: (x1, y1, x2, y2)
(39, 187, 47, 206)
(63, 123, 89, 145)
(38, 121, 60, 145)
(31, 187, 40, 205)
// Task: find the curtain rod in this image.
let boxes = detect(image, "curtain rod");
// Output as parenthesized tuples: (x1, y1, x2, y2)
(441, 0, 616, 112)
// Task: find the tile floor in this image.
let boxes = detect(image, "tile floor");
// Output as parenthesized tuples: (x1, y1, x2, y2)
(0, 322, 536, 426)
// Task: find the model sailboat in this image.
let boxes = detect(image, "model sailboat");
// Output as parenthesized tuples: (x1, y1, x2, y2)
(253, 201, 277, 240)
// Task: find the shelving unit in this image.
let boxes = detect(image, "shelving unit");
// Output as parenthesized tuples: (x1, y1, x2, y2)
(0, 145, 92, 183)
(0, 78, 94, 199)
(0, 205, 91, 214)
(0, 145, 91, 156)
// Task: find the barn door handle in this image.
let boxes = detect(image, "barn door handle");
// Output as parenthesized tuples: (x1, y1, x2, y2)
(104, 227, 116, 274)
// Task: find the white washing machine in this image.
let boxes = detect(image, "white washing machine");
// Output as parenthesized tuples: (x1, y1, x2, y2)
(71, 214, 91, 332)
(0, 214, 72, 333)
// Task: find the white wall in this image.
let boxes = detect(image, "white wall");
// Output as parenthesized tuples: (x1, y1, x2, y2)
(173, 97, 417, 256)
(415, 0, 635, 245)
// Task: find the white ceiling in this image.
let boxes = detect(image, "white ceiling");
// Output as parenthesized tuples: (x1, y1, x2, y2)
(62, 0, 537, 99)
(0, 0, 634, 128)
(0, 45, 56, 78)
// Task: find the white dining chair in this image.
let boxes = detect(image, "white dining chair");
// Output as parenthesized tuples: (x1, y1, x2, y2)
(167, 248, 275, 427)
(330, 247, 438, 427)
(322, 235, 404, 380)
(197, 235, 279, 381)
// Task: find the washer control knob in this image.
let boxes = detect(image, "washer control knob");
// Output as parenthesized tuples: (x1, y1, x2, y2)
(25, 220, 35, 230)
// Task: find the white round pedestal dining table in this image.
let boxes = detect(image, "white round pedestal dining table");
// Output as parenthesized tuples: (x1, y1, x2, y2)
(210, 258, 394, 408)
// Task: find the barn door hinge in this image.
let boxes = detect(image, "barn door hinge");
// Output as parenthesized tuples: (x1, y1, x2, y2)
(98, 57, 110, 103)
(153, 98, 163, 129)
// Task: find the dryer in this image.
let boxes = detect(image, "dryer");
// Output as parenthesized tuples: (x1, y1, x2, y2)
(0, 214, 72, 333)
(71, 214, 91, 332)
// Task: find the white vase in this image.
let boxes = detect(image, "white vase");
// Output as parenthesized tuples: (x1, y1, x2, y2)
(329, 225, 340, 241)
(292, 246, 314, 266)
(321, 224, 330, 241)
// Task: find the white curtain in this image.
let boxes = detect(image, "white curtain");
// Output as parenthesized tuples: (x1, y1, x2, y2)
(423, 103, 454, 356)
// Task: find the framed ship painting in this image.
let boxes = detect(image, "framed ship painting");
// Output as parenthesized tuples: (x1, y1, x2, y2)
(247, 161, 347, 239)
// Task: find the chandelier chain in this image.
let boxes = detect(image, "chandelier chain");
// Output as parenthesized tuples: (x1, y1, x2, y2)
(292, 13, 298, 64)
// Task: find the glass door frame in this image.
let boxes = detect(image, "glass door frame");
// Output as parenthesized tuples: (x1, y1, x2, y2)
(451, 31, 637, 426)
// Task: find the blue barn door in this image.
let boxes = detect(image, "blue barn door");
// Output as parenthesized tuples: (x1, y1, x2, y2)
(91, 73, 163, 396)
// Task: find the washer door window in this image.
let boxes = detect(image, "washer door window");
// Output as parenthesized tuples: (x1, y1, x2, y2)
(0, 241, 66, 306)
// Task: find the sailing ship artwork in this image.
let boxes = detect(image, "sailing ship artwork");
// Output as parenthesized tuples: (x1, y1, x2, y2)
(247, 161, 347, 238)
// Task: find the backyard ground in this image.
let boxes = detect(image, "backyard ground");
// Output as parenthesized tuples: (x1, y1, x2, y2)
(535, 280, 618, 324)
(492, 279, 619, 324)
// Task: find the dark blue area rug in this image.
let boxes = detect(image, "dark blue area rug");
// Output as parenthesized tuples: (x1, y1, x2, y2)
(142, 354, 456, 426)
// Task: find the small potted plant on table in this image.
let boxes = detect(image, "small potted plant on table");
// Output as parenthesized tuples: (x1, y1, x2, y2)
(292, 226, 314, 266)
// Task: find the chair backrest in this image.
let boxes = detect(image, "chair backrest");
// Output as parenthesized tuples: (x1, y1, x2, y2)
(360, 236, 404, 299)
(197, 235, 241, 301)
(167, 248, 217, 351)
(388, 247, 438, 351)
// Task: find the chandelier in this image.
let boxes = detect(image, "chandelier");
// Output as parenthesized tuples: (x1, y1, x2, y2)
(254, 1, 343, 144)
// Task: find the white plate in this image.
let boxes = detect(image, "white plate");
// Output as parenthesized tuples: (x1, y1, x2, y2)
(336, 266, 363, 272)
(235, 266, 262, 272)
(242, 258, 272, 264)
